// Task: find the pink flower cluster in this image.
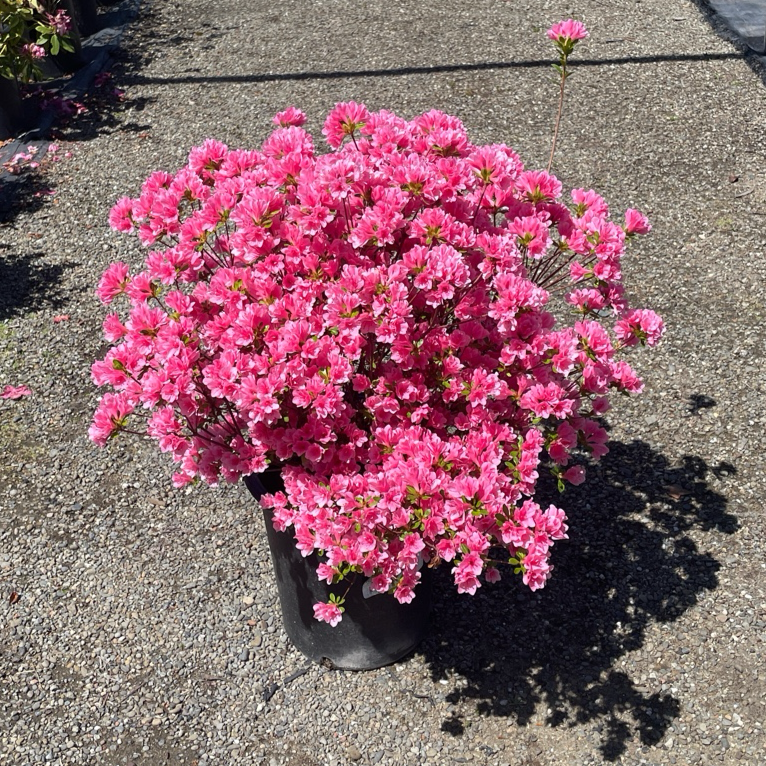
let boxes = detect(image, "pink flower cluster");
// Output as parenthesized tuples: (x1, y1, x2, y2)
(0, 2, 74, 85)
(92, 101, 662, 624)
(546, 18, 589, 59)
(21, 43, 45, 59)
(547, 19, 589, 43)
(45, 9, 72, 36)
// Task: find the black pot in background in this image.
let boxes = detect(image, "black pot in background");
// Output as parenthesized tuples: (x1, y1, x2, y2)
(0, 78, 24, 140)
(244, 472, 434, 670)
(65, 0, 101, 37)
(51, 1, 87, 73)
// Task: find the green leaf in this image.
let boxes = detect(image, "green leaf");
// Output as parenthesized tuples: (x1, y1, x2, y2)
(50, 36, 60, 56)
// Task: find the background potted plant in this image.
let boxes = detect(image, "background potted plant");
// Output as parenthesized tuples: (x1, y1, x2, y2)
(90, 21, 664, 669)
(0, 0, 74, 137)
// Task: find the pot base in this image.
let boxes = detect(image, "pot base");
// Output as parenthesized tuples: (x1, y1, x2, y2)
(244, 473, 433, 671)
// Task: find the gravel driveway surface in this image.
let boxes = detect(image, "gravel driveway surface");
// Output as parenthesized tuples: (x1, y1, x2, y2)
(1, 1, 765, 765)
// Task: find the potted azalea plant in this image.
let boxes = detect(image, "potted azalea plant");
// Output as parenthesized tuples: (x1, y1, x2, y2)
(90, 21, 663, 669)
(0, 0, 74, 137)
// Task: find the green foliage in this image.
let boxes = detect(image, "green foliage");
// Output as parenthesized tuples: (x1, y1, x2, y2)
(0, 0, 74, 83)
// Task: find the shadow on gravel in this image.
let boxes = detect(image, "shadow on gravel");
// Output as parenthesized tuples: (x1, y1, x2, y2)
(0, 173, 51, 226)
(0, 87, 153, 227)
(0, 247, 75, 320)
(53, 90, 154, 145)
(421, 438, 738, 761)
(688, 393, 717, 415)
(123, 51, 742, 88)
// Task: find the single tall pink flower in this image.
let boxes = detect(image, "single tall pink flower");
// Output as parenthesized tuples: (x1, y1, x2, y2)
(547, 19, 589, 43)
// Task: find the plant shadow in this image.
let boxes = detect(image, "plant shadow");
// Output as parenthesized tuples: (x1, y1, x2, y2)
(50, 87, 154, 144)
(420, 438, 738, 761)
(0, 172, 52, 225)
(0, 247, 76, 320)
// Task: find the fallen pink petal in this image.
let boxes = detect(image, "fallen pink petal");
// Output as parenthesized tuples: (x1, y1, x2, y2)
(52, 314, 70, 323)
(1, 385, 32, 400)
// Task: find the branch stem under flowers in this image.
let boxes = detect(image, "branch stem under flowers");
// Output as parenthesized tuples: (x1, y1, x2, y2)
(527, 242, 566, 283)
(182, 423, 241, 452)
(472, 182, 488, 224)
(196, 388, 244, 440)
(542, 256, 599, 293)
(532, 249, 578, 289)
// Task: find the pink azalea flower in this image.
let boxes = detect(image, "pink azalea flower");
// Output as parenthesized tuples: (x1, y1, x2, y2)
(96, 262, 130, 304)
(547, 19, 589, 43)
(313, 601, 343, 626)
(624, 208, 651, 235)
(21, 43, 46, 59)
(522, 550, 552, 591)
(322, 101, 370, 148)
(109, 197, 135, 233)
(563, 465, 586, 485)
(614, 309, 665, 347)
(88, 393, 134, 446)
(46, 9, 72, 35)
(273, 106, 307, 127)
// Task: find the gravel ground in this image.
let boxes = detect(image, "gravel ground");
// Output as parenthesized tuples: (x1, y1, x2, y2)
(2, 0, 766, 764)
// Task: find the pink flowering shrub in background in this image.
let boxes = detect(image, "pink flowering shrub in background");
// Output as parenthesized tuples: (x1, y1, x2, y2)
(91, 21, 663, 625)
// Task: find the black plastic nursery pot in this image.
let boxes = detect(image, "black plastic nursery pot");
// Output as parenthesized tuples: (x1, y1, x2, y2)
(0, 78, 23, 140)
(244, 472, 433, 671)
(62, 0, 101, 37)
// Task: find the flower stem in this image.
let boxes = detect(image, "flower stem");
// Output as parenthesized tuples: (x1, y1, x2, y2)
(547, 56, 569, 173)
